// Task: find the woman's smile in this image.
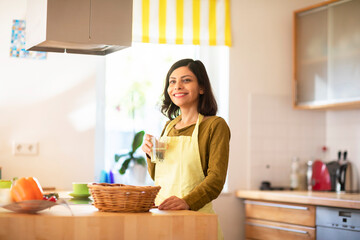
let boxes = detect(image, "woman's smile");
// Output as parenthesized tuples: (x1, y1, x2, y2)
(173, 92, 188, 97)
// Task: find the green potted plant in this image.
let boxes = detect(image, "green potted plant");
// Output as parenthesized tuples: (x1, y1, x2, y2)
(115, 130, 146, 175)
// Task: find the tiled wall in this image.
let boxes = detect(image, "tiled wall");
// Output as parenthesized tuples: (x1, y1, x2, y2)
(249, 94, 326, 189)
(326, 110, 360, 191)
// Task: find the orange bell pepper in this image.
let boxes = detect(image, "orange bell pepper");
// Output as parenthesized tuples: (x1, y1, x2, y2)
(10, 177, 43, 202)
(27, 177, 43, 200)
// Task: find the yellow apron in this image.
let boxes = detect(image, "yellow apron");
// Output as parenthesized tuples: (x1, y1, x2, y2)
(155, 113, 224, 240)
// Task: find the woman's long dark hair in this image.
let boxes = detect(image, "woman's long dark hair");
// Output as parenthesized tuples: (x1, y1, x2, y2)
(161, 59, 218, 120)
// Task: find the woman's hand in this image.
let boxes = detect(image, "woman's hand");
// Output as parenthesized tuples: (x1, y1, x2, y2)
(158, 196, 190, 210)
(141, 134, 153, 156)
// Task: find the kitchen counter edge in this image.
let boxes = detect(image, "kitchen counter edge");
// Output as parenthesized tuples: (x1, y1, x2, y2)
(236, 190, 360, 209)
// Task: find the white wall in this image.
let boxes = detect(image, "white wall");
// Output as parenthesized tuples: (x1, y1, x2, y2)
(213, 1, 333, 239)
(0, 0, 105, 190)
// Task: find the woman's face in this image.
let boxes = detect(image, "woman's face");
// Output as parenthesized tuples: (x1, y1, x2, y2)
(167, 66, 204, 110)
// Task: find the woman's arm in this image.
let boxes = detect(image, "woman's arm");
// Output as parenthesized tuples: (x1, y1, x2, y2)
(142, 134, 156, 180)
(183, 117, 231, 210)
(146, 154, 156, 180)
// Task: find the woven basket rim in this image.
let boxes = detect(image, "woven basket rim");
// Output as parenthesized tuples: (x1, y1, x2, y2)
(88, 183, 161, 212)
(88, 183, 161, 191)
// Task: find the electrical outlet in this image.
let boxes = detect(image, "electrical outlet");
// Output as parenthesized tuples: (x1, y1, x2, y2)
(13, 142, 39, 156)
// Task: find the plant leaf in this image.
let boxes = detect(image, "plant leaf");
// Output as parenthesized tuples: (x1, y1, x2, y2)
(132, 130, 145, 152)
(114, 153, 129, 162)
(135, 156, 146, 166)
(119, 158, 132, 175)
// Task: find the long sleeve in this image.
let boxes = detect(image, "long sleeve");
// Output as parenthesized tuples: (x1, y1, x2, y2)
(182, 117, 230, 210)
(146, 155, 155, 180)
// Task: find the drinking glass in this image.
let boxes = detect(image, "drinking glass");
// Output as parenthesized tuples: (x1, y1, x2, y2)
(150, 136, 167, 163)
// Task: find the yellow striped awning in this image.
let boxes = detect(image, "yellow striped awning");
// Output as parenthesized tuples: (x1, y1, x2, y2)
(132, 0, 232, 46)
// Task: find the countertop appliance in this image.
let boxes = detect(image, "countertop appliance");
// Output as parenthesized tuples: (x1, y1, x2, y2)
(311, 160, 331, 191)
(26, 0, 133, 55)
(316, 206, 360, 240)
(335, 151, 358, 192)
(311, 151, 358, 192)
(326, 160, 340, 191)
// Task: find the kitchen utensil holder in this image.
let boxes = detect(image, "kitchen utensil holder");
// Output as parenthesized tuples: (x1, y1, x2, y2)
(88, 183, 161, 212)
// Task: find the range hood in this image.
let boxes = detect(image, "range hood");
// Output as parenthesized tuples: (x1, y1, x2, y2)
(26, 0, 133, 55)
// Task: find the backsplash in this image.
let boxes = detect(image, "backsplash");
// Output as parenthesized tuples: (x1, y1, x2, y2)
(326, 110, 360, 191)
(249, 94, 326, 189)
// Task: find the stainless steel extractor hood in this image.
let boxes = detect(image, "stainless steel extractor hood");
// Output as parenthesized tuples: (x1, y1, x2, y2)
(26, 0, 133, 55)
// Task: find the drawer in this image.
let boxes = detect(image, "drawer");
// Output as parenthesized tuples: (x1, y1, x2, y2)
(244, 200, 315, 227)
(245, 218, 315, 240)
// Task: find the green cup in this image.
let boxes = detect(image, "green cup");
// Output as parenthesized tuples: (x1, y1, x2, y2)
(0, 180, 12, 189)
(72, 182, 89, 195)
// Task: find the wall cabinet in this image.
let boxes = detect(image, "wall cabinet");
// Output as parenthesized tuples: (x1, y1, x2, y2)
(244, 200, 315, 240)
(293, 0, 360, 109)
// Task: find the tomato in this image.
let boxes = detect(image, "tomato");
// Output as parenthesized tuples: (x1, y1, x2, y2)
(48, 196, 57, 202)
(10, 177, 43, 202)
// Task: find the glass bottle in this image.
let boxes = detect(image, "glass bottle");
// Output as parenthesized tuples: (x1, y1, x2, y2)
(290, 157, 300, 190)
(307, 160, 313, 191)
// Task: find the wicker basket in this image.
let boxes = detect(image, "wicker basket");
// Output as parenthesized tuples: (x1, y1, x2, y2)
(88, 183, 161, 212)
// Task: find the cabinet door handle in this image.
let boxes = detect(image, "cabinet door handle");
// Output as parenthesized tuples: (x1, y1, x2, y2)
(246, 222, 308, 234)
(244, 200, 309, 210)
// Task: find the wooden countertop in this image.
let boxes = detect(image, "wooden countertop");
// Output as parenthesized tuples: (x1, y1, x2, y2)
(236, 190, 360, 209)
(0, 194, 217, 240)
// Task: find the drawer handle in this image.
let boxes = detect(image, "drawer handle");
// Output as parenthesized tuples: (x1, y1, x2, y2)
(246, 222, 308, 234)
(244, 200, 309, 210)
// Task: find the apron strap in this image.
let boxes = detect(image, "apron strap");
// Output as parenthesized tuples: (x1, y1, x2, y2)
(164, 114, 204, 137)
(191, 114, 204, 138)
(163, 115, 182, 136)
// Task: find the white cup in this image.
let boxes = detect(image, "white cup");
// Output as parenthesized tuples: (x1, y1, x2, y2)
(150, 136, 167, 163)
(0, 189, 12, 205)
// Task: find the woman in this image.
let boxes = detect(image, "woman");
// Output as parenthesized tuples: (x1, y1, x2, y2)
(141, 58, 230, 239)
